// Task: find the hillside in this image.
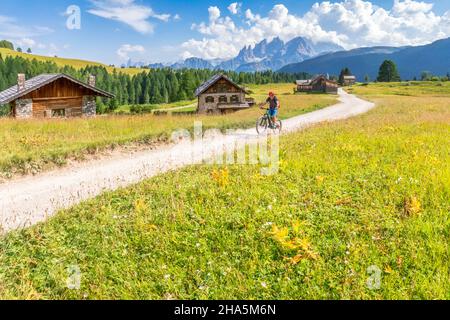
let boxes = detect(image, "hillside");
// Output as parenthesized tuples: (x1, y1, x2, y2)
(279, 38, 450, 80)
(0, 48, 144, 76)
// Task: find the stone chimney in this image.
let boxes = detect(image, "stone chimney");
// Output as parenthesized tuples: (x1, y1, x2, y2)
(88, 75, 96, 87)
(17, 73, 26, 91)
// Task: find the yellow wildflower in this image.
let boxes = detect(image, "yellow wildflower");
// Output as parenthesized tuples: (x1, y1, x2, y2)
(404, 196, 422, 216)
(211, 167, 229, 187)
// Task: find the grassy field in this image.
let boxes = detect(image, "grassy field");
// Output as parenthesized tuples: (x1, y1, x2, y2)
(0, 82, 448, 299)
(0, 48, 144, 76)
(347, 80, 450, 96)
(114, 99, 197, 114)
(0, 83, 335, 178)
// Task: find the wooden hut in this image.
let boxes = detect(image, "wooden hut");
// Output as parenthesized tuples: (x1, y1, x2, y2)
(195, 74, 255, 114)
(296, 75, 338, 94)
(0, 73, 114, 118)
(343, 75, 356, 86)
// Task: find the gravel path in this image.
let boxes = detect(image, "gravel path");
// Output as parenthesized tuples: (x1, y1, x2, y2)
(0, 89, 374, 232)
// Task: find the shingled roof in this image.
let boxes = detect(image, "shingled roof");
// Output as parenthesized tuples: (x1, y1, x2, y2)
(0, 73, 114, 105)
(195, 74, 248, 97)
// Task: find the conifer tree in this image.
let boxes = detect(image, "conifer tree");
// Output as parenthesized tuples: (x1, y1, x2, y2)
(377, 60, 401, 82)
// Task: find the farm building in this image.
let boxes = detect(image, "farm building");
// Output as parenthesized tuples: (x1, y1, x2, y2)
(195, 74, 255, 114)
(343, 75, 356, 86)
(296, 75, 338, 94)
(0, 73, 114, 119)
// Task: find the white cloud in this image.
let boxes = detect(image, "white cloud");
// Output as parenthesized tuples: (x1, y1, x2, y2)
(0, 16, 53, 54)
(88, 0, 172, 34)
(392, 0, 433, 14)
(0, 15, 53, 39)
(180, 0, 450, 60)
(228, 2, 242, 15)
(16, 38, 46, 51)
(208, 6, 221, 22)
(16, 38, 35, 49)
(117, 44, 145, 61)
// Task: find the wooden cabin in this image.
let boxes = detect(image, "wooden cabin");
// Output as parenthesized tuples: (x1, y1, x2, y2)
(0, 73, 114, 118)
(195, 74, 255, 114)
(296, 75, 338, 94)
(343, 75, 356, 86)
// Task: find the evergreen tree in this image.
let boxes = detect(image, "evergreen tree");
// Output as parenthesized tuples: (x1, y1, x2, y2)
(27, 48, 32, 54)
(421, 71, 432, 81)
(128, 78, 135, 104)
(169, 73, 180, 102)
(0, 40, 14, 50)
(108, 98, 119, 111)
(163, 86, 169, 104)
(143, 90, 150, 104)
(180, 72, 196, 100)
(377, 60, 401, 82)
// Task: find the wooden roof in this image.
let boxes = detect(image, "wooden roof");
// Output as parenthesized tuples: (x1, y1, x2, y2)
(195, 74, 248, 97)
(310, 74, 337, 85)
(297, 75, 337, 86)
(296, 79, 311, 85)
(0, 73, 114, 105)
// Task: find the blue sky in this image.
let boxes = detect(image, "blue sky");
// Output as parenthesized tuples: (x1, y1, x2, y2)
(0, 0, 449, 65)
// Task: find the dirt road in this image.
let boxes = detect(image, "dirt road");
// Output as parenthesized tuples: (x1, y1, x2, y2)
(0, 89, 374, 232)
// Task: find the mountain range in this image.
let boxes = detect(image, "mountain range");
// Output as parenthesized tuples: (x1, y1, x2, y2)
(132, 36, 344, 72)
(279, 37, 450, 80)
(221, 37, 344, 72)
(131, 36, 450, 80)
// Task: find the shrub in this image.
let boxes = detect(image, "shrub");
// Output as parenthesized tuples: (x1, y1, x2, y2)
(130, 104, 157, 114)
(0, 104, 11, 116)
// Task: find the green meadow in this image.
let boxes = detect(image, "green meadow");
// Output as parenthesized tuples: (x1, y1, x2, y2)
(0, 82, 448, 299)
(0, 83, 335, 179)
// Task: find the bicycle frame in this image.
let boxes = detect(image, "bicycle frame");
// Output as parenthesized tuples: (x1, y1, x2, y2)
(263, 110, 274, 125)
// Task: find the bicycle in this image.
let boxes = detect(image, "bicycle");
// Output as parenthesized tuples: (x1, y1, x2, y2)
(256, 108, 282, 134)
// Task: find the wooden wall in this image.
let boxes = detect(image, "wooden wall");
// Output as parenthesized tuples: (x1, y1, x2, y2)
(14, 78, 98, 118)
(22, 78, 94, 100)
(205, 79, 242, 94)
(32, 97, 83, 118)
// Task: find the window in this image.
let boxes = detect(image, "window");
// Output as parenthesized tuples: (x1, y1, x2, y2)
(51, 109, 66, 118)
(205, 96, 214, 103)
(231, 95, 239, 103)
(219, 96, 228, 103)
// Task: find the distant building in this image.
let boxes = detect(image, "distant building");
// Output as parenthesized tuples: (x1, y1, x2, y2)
(296, 75, 338, 94)
(343, 75, 356, 86)
(195, 74, 255, 114)
(0, 73, 114, 119)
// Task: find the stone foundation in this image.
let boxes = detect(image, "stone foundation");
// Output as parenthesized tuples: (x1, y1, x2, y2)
(15, 99, 33, 119)
(82, 96, 96, 117)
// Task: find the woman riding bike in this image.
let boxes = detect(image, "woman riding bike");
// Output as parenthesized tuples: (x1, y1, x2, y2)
(260, 91, 280, 129)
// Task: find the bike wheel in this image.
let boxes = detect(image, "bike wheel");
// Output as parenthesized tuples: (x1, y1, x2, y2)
(256, 116, 268, 134)
(276, 120, 282, 134)
(268, 120, 282, 134)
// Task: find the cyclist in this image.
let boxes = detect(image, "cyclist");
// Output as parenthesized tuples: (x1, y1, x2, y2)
(260, 91, 280, 129)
